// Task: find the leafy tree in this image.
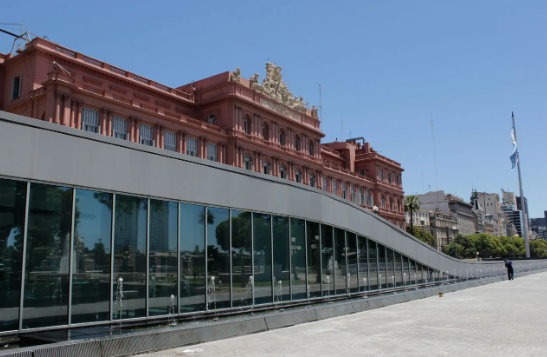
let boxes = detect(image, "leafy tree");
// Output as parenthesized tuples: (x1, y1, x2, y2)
(530, 240, 547, 258)
(403, 196, 420, 231)
(406, 226, 435, 246)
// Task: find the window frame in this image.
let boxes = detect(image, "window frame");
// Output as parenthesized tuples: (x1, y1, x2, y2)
(186, 136, 198, 157)
(82, 107, 100, 133)
(11, 75, 22, 100)
(112, 116, 128, 140)
(207, 142, 217, 161)
(140, 123, 155, 146)
(207, 114, 215, 125)
(164, 130, 177, 152)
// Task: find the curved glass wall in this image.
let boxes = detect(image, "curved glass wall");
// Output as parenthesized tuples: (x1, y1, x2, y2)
(207, 207, 230, 309)
(71, 189, 112, 324)
(0, 177, 512, 333)
(179, 203, 205, 313)
(0, 179, 26, 332)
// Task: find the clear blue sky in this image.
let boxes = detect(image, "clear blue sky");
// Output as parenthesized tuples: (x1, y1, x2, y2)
(2, 0, 545, 217)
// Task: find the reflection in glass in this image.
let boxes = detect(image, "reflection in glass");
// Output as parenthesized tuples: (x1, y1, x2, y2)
(320, 224, 334, 297)
(386, 248, 394, 288)
(394, 252, 403, 287)
(377, 244, 386, 289)
(206, 207, 230, 309)
(416, 263, 424, 284)
(253, 213, 272, 305)
(0, 179, 26, 331)
(113, 195, 147, 319)
(367, 240, 378, 290)
(273, 216, 290, 301)
(402, 255, 410, 285)
(357, 236, 368, 292)
(334, 228, 346, 295)
(307, 221, 321, 298)
(71, 189, 111, 324)
(346, 232, 358, 293)
(290, 218, 306, 300)
(231, 210, 252, 307)
(23, 183, 72, 329)
(180, 203, 205, 312)
(149, 200, 178, 316)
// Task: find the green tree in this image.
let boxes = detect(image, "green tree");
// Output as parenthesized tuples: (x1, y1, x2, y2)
(530, 240, 547, 258)
(403, 196, 420, 231)
(406, 226, 435, 246)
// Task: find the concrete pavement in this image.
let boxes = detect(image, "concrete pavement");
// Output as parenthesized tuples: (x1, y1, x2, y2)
(140, 272, 547, 357)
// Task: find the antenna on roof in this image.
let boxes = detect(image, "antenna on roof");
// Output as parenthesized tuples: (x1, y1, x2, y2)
(0, 24, 38, 55)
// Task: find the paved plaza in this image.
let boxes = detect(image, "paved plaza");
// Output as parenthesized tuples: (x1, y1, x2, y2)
(141, 272, 547, 357)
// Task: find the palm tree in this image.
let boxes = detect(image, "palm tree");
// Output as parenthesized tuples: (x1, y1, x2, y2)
(404, 196, 421, 231)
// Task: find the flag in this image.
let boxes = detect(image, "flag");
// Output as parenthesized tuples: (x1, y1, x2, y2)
(510, 127, 518, 169)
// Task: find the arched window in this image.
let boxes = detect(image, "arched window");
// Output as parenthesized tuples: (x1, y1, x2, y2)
(263, 159, 271, 175)
(382, 195, 386, 209)
(243, 116, 249, 135)
(295, 168, 301, 183)
(279, 130, 285, 146)
(207, 114, 215, 125)
(309, 141, 314, 156)
(295, 135, 300, 151)
(310, 173, 316, 188)
(263, 123, 269, 140)
(244, 153, 252, 170)
(280, 164, 287, 179)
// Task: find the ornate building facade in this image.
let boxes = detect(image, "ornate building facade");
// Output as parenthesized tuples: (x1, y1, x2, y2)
(0, 37, 405, 228)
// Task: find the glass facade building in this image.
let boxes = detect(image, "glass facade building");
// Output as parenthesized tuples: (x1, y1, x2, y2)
(0, 177, 489, 334)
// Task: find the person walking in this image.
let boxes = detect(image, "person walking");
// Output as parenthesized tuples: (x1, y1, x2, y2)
(504, 259, 514, 280)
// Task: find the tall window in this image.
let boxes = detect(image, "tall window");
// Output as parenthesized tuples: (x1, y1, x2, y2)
(244, 117, 249, 134)
(207, 143, 217, 161)
(263, 159, 271, 174)
(323, 177, 328, 192)
(390, 198, 394, 210)
(309, 141, 314, 156)
(186, 137, 198, 157)
(295, 169, 301, 183)
(140, 123, 154, 146)
(388, 173, 392, 183)
(11, 75, 22, 100)
(360, 187, 365, 204)
(280, 164, 287, 179)
(333, 180, 338, 195)
(367, 189, 373, 206)
(342, 183, 347, 199)
(382, 195, 386, 209)
(396, 175, 399, 186)
(350, 184, 355, 202)
(112, 116, 127, 139)
(82, 108, 100, 133)
(207, 114, 215, 125)
(263, 124, 269, 140)
(279, 130, 285, 146)
(295, 136, 300, 151)
(244, 153, 252, 170)
(310, 173, 315, 188)
(380, 169, 384, 181)
(164, 130, 177, 151)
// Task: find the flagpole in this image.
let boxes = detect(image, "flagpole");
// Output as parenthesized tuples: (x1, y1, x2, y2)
(512, 112, 530, 257)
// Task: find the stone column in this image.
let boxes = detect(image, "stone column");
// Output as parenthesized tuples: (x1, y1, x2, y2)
(69, 99, 77, 128)
(53, 93, 62, 124)
(156, 125, 161, 148)
(178, 131, 184, 154)
(135, 120, 140, 143)
(104, 108, 112, 136)
(61, 94, 71, 126)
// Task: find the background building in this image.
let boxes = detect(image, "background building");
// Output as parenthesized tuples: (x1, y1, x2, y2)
(415, 191, 474, 236)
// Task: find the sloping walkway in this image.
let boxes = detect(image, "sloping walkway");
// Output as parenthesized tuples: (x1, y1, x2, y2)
(141, 272, 547, 357)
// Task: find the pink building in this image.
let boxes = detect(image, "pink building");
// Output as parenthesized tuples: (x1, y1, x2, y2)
(0, 37, 405, 228)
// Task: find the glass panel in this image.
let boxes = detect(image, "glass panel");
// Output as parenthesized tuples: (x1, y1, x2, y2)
(377, 244, 386, 290)
(386, 248, 394, 288)
(367, 240, 379, 290)
(346, 232, 358, 293)
(307, 221, 321, 298)
(402, 256, 410, 285)
(253, 213, 272, 305)
(334, 228, 346, 295)
(113, 195, 147, 319)
(408, 259, 416, 285)
(272, 216, 290, 302)
(149, 200, 178, 316)
(416, 262, 424, 284)
(320, 224, 333, 297)
(394, 252, 403, 287)
(23, 183, 72, 329)
(290, 218, 306, 300)
(180, 203, 206, 312)
(231, 210, 252, 307)
(71, 189, 112, 324)
(0, 179, 26, 332)
(357, 236, 368, 292)
(206, 207, 230, 309)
